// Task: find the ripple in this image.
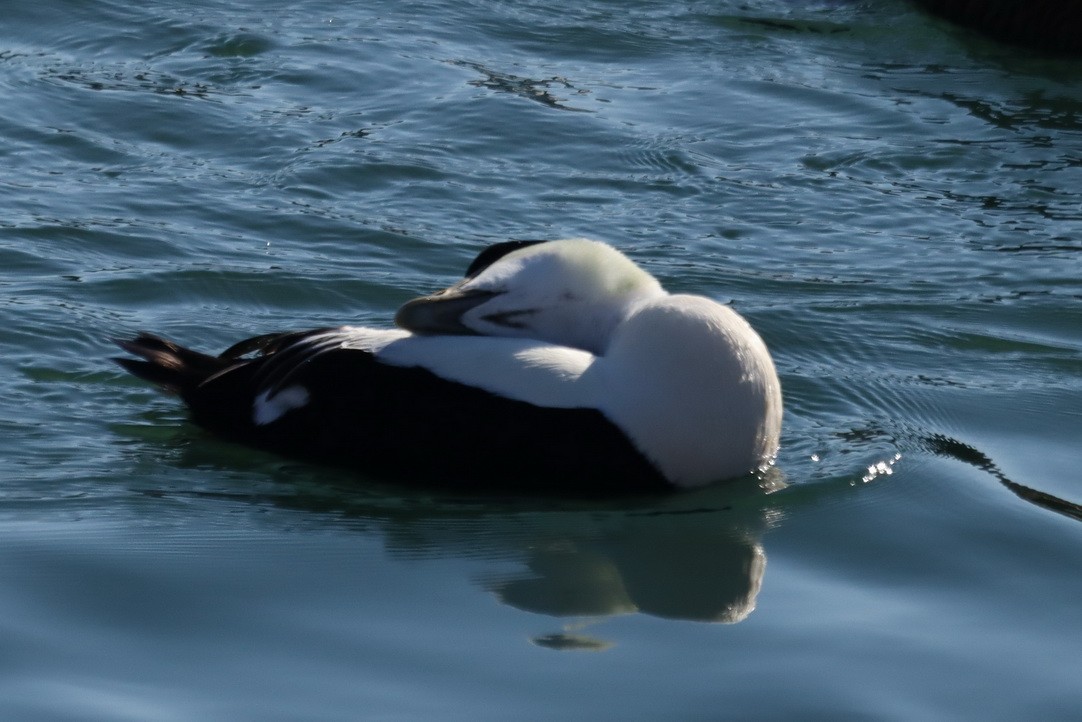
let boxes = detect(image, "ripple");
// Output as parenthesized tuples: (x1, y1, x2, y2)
(202, 31, 277, 59)
(40, 62, 215, 99)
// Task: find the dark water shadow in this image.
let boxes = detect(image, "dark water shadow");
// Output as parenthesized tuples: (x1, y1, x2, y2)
(921, 433, 1082, 522)
(840, 422, 1082, 523)
(450, 60, 592, 113)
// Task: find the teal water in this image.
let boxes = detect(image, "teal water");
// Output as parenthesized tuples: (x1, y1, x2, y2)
(2, 0, 1081, 718)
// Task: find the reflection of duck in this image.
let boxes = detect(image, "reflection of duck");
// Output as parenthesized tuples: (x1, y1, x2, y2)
(114, 239, 781, 492)
(143, 435, 781, 632)
(491, 521, 766, 625)
(912, 0, 1081, 54)
(374, 478, 777, 633)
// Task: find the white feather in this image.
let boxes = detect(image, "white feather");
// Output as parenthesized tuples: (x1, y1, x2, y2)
(253, 385, 310, 426)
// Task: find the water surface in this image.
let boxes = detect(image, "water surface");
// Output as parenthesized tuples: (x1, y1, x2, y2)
(1, 1, 1081, 719)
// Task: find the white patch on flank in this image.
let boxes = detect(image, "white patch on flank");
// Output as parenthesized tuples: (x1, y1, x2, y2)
(253, 385, 310, 425)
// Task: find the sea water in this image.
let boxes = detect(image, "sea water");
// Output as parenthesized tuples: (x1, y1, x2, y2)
(1, 1, 1080, 718)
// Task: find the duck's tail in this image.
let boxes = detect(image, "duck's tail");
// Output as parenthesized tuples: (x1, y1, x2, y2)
(112, 334, 232, 395)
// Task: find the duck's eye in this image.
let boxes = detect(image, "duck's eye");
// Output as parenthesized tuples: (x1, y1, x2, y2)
(481, 309, 539, 330)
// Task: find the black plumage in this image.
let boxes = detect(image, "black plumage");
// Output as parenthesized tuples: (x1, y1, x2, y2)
(114, 331, 669, 495)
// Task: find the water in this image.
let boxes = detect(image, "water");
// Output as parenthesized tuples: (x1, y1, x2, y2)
(2, 0, 1081, 718)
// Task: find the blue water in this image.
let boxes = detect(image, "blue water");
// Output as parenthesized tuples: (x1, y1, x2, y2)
(2, 1, 1081, 719)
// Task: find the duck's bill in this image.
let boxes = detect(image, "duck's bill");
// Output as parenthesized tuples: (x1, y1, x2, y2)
(395, 284, 499, 335)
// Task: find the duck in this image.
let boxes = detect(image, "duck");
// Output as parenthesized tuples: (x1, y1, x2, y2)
(113, 239, 782, 494)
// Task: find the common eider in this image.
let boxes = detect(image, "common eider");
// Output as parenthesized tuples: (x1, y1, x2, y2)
(114, 239, 782, 494)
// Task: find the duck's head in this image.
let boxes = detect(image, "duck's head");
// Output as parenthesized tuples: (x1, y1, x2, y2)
(395, 238, 665, 355)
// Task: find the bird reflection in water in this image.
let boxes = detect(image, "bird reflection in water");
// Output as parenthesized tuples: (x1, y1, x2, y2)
(478, 473, 784, 649)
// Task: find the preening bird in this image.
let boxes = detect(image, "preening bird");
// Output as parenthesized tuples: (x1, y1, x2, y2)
(114, 239, 782, 494)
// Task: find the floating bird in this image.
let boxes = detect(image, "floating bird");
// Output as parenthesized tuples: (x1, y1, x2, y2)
(114, 239, 782, 494)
